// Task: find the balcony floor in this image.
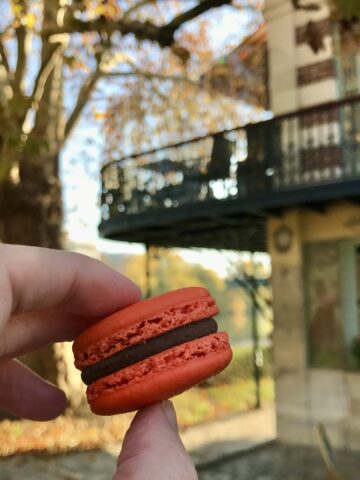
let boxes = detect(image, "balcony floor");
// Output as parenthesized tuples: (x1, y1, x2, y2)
(99, 178, 360, 252)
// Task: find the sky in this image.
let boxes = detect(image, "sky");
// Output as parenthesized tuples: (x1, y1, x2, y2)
(60, 3, 269, 277)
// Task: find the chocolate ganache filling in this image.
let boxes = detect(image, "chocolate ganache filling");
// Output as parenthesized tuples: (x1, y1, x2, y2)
(81, 318, 218, 385)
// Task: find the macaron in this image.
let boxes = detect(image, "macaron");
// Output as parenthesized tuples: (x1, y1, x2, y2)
(73, 287, 233, 415)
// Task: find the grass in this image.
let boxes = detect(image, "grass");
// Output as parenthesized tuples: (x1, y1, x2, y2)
(174, 345, 274, 427)
(174, 377, 274, 428)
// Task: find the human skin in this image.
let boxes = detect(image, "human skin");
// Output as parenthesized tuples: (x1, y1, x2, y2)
(0, 244, 197, 479)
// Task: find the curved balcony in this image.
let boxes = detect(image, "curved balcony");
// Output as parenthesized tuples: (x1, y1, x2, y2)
(99, 95, 360, 251)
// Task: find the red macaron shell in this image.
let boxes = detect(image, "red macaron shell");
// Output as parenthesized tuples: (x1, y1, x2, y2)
(73, 287, 218, 369)
(88, 333, 232, 415)
(73, 287, 233, 415)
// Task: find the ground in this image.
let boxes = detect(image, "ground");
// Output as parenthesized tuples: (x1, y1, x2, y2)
(0, 407, 274, 478)
(1, 442, 360, 480)
(1, 406, 359, 479)
(197, 443, 360, 480)
(0, 376, 274, 457)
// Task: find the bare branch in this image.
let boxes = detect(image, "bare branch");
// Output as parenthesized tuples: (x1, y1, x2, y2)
(63, 68, 102, 142)
(0, 35, 11, 78)
(64, 62, 201, 144)
(162, 0, 231, 38)
(12, 0, 29, 93)
(43, 0, 231, 48)
(292, 0, 320, 11)
(122, 0, 155, 21)
(44, 18, 164, 44)
(20, 42, 65, 136)
(29, 43, 65, 109)
(103, 70, 199, 87)
(149, 78, 181, 103)
(13, 25, 27, 94)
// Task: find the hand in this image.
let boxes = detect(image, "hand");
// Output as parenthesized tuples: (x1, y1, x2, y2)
(115, 401, 198, 480)
(0, 243, 141, 420)
(0, 244, 198, 479)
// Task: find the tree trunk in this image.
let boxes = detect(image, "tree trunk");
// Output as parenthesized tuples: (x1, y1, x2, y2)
(0, 152, 88, 413)
(0, 0, 90, 414)
(0, 0, 72, 400)
(0, 157, 63, 248)
(0, 153, 64, 394)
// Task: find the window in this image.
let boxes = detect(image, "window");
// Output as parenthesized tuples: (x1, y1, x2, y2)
(335, 23, 360, 98)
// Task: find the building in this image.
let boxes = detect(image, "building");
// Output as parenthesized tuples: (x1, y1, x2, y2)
(265, 0, 360, 451)
(99, 0, 360, 450)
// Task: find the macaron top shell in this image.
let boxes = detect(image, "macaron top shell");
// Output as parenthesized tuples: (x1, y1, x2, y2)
(73, 287, 218, 369)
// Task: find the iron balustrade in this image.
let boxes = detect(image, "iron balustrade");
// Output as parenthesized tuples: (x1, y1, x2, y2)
(100, 95, 360, 222)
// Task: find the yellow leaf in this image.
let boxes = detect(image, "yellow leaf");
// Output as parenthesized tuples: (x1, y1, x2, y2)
(25, 13, 36, 29)
(10, 1, 22, 18)
(94, 112, 106, 120)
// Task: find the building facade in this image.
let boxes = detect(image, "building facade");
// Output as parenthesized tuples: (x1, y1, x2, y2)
(265, 0, 360, 449)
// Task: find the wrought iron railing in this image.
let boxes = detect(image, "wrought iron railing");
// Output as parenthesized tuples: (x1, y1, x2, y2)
(101, 95, 360, 222)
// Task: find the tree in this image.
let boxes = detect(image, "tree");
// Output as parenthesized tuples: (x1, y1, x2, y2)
(122, 247, 225, 296)
(102, 4, 264, 157)
(1, 0, 261, 392)
(0, 0, 251, 249)
(104, 0, 360, 159)
(120, 248, 257, 341)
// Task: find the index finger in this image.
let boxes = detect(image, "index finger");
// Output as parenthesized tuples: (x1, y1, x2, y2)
(0, 244, 142, 332)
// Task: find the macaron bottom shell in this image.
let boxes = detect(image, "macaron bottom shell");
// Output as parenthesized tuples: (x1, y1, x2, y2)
(88, 332, 232, 415)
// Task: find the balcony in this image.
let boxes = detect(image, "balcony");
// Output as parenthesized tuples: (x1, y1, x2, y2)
(99, 95, 360, 252)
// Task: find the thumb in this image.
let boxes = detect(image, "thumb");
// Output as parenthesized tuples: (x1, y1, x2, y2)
(0, 359, 67, 421)
(114, 401, 198, 480)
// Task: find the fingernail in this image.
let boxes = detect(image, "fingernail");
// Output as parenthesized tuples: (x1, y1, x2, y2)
(161, 400, 178, 432)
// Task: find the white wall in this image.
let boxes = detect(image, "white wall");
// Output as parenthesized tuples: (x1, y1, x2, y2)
(265, 0, 339, 114)
(264, 0, 298, 114)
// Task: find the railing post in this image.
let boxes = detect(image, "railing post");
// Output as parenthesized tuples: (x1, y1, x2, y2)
(250, 279, 261, 410)
(145, 243, 151, 299)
